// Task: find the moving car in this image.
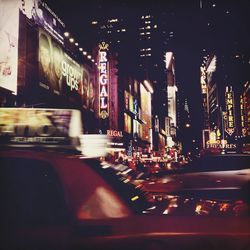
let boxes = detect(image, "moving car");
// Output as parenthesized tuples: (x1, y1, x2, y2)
(1, 108, 249, 250)
(145, 154, 250, 201)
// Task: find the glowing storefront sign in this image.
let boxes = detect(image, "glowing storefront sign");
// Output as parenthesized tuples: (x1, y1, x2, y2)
(206, 140, 236, 150)
(107, 130, 123, 137)
(225, 86, 235, 136)
(98, 42, 109, 119)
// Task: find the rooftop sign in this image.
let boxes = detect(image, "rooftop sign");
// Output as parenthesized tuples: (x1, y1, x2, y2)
(0, 108, 83, 151)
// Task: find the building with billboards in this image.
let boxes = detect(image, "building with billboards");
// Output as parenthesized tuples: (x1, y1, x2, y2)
(119, 77, 153, 159)
(0, 0, 99, 134)
(200, 51, 250, 153)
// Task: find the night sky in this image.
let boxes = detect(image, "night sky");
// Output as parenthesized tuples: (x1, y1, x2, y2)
(45, 0, 250, 140)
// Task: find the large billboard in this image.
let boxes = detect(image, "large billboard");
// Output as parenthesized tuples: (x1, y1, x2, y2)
(21, 0, 65, 44)
(0, 0, 19, 95)
(140, 83, 152, 143)
(38, 29, 95, 109)
(206, 55, 218, 116)
(39, 29, 83, 95)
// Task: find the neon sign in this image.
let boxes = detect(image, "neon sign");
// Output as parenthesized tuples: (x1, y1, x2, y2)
(200, 66, 207, 94)
(107, 130, 123, 137)
(98, 42, 109, 119)
(240, 95, 247, 136)
(225, 86, 235, 136)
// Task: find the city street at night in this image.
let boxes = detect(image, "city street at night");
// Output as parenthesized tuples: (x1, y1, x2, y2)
(0, 0, 250, 249)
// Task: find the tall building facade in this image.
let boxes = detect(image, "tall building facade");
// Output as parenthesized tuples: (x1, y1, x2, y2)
(88, 5, 181, 157)
(198, 1, 250, 153)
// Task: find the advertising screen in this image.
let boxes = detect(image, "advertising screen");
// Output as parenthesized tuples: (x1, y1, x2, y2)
(124, 113, 131, 134)
(88, 74, 96, 111)
(38, 29, 84, 95)
(140, 84, 152, 142)
(0, 108, 83, 150)
(31, 0, 65, 44)
(0, 0, 19, 95)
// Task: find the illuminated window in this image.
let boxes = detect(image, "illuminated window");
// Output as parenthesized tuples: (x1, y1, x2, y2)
(91, 21, 98, 25)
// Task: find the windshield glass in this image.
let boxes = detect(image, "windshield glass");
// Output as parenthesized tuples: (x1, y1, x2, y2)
(83, 159, 153, 214)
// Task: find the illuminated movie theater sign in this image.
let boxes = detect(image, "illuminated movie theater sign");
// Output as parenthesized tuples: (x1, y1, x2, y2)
(98, 42, 109, 119)
(225, 86, 235, 136)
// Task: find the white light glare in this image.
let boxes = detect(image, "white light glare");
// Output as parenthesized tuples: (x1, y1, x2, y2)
(64, 32, 70, 37)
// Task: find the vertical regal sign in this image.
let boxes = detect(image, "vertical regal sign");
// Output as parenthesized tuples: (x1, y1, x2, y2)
(98, 42, 109, 119)
(225, 86, 235, 136)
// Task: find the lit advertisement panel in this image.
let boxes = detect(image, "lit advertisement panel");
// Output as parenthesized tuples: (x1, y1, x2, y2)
(38, 29, 83, 98)
(207, 55, 218, 115)
(167, 86, 177, 127)
(31, 0, 65, 45)
(124, 90, 129, 110)
(21, 0, 65, 44)
(124, 113, 131, 134)
(158, 133, 165, 153)
(81, 67, 90, 109)
(88, 75, 96, 112)
(129, 93, 134, 113)
(78, 66, 95, 111)
(140, 84, 152, 142)
(0, 0, 19, 95)
(0, 108, 83, 150)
